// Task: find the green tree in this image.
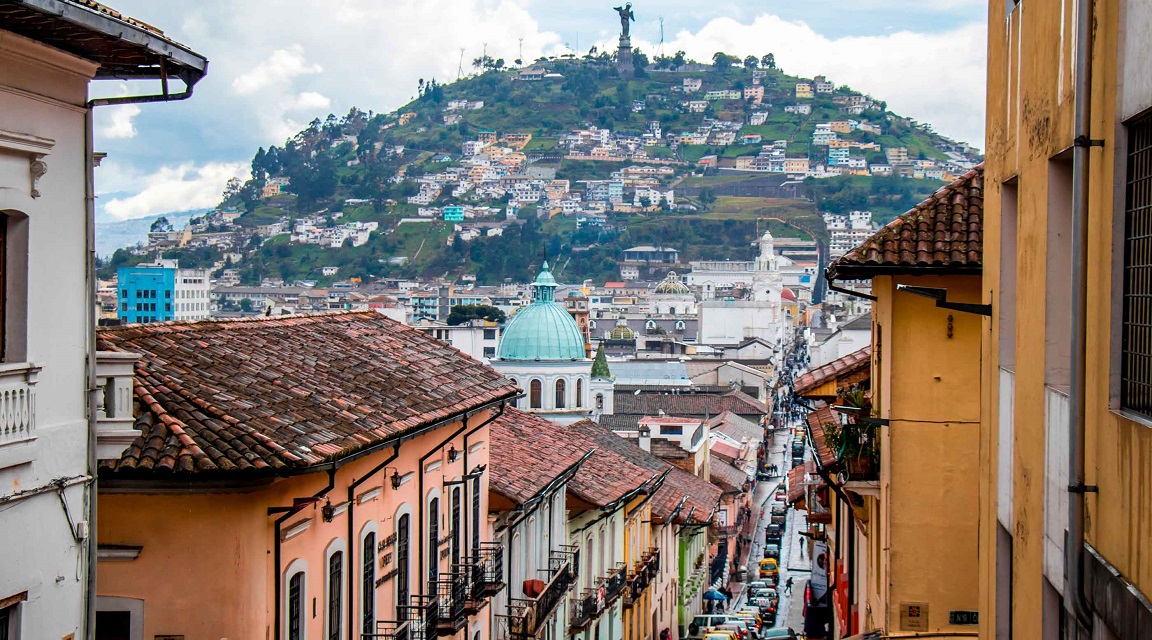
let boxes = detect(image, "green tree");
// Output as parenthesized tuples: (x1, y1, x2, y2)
(150, 216, 171, 233)
(762, 53, 776, 69)
(446, 304, 507, 326)
(744, 55, 759, 69)
(239, 298, 253, 312)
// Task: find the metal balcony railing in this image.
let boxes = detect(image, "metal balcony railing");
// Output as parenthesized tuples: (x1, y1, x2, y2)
(435, 571, 468, 635)
(506, 557, 573, 640)
(362, 620, 410, 640)
(569, 589, 603, 631)
(598, 563, 627, 605)
(397, 595, 439, 640)
(470, 542, 506, 598)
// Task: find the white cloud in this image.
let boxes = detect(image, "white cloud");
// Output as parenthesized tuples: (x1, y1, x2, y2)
(97, 103, 142, 139)
(101, 162, 249, 220)
(620, 14, 987, 147)
(232, 45, 323, 95)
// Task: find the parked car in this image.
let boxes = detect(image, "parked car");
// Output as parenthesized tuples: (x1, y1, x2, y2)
(763, 543, 780, 559)
(689, 614, 739, 639)
(759, 557, 779, 578)
(770, 503, 787, 517)
(760, 629, 797, 639)
(766, 523, 782, 544)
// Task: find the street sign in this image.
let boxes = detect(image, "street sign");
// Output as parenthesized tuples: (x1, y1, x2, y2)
(949, 610, 979, 625)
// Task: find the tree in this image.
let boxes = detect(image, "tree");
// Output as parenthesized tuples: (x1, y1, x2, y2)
(762, 53, 776, 69)
(239, 298, 253, 312)
(699, 188, 717, 207)
(446, 304, 506, 326)
(671, 51, 687, 69)
(639, 195, 652, 208)
(712, 52, 736, 69)
(744, 55, 759, 69)
(150, 216, 171, 233)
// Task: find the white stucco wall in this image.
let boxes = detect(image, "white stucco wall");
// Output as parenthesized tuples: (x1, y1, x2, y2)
(0, 31, 99, 639)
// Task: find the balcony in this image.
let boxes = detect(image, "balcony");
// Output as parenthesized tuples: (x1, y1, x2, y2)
(435, 571, 468, 635)
(507, 553, 574, 640)
(463, 542, 504, 613)
(622, 550, 660, 609)
(393, 595, 439, 640)
(0, 363, 40, 468)
(597, 563, 627, 606)
(95, 351, 140, 460)
(569, 590, 603, 631)
(363, 620, 410, 640)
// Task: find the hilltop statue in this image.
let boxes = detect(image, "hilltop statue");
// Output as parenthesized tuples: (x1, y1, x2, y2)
(614, 3, 635, 39)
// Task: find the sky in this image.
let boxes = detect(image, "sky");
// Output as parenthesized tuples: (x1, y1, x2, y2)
(92, 0, 988, 221)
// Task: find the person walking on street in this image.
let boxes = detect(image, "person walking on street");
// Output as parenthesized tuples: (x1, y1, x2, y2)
(785, 576, 793, 595)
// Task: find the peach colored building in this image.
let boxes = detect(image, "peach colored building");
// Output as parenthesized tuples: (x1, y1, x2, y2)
(95, 312, 518, 640)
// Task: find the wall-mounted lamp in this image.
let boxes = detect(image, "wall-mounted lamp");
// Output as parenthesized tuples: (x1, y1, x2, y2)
(321, 499, 335, 522)
(384, 467, 402, 490)
(447, 444, 459, 462)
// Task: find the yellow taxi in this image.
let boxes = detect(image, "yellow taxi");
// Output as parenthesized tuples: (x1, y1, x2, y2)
(758, 557, 779, 578)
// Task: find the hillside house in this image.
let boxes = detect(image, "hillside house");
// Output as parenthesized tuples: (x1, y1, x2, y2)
(795, 82, 814, 99)
(683, 77, 702, 92)
(784, 104, 812, 115)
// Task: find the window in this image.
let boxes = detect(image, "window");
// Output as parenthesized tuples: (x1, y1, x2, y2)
(396, 514, 410, 607)
(576, 379, 583, 408)
(451, 487, 462, 568)
(328, 551, 343, 640)
(121, 288, 127, 298)
(1123, 113, 1152, 417)
(483, 347, 495, 359)
(483, 329, 496, 340)
(363, 533, 376, 636)
(471, 476, 481, 557)
(596, 394, 604, 410)
(555, 379, 566, 409)
(288, 571, 305, 640)
(121, 303, 127, 311)
(428, 497, 440, 587)
(530, 379, 542, 409)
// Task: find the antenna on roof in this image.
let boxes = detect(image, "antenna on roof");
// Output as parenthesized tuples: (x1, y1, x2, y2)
(656, 17, 665, 57)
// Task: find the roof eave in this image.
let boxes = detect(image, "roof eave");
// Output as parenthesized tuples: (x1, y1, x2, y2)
(13, 0, 208, 79)
(826, 263, 982, 282)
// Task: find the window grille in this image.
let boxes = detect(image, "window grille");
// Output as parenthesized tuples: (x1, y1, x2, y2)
(1123, 113, 1152, 417)
(328, 551, 343, 640)
(363, 533, 376, 635)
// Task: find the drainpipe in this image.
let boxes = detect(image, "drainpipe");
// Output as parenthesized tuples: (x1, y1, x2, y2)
(418, 402, 507, 598)
(1067, 0, 1097, 628)
(83, 66, 207, 640)
(83, 104, 99, 640)
(346, 445, 401, 638)
(272, 468, 337, 640)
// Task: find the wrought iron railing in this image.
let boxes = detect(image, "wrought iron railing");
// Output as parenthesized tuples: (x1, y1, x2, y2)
(362, 620, 410, 640)
(470, 542, 505, 597)
(569, 589, 603, 631)
(598, 563, 627, 605)
(507, 557, 573, 640)
(397, 595, 439, 640)
(435, 571, 467, 633)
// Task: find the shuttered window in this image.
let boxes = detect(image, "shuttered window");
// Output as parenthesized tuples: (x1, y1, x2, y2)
(1123, 113, 1152, 417)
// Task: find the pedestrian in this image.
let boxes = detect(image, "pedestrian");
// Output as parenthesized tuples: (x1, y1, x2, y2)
(785, 576, 793, 594)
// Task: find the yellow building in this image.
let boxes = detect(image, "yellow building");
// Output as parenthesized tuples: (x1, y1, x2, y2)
(815, 167, 985, 637)
(981, 0, 1152, 637)
(795, 82, 814, 99)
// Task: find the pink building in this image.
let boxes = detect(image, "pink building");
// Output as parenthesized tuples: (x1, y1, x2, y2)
(95, 312, 518, 640)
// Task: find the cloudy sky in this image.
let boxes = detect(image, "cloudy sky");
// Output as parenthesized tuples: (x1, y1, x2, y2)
(92, 0, 988, 221)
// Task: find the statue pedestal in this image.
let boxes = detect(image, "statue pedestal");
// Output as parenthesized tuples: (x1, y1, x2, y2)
(617, 35, 634, 77)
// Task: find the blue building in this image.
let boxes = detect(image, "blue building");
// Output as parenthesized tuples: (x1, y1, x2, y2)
(118, 265, 176, 324)
(443, 205, 465, 222)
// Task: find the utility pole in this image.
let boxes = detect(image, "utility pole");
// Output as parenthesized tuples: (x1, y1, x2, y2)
(657, 17, 665, 57)
(519, 37, 524, 66)
(457, 48, 464, 79)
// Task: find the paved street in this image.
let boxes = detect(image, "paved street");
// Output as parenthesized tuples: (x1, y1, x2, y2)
(731, 413, 809, 635)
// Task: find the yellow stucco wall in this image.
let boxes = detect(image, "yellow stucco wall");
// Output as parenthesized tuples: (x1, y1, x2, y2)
(872, 274, 982, 633)
(982, 1, 1151, 638)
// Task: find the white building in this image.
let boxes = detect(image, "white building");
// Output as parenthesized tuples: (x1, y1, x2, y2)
(412, 319, 502, 362)
(696, 231, 788, 347)
(0, 4, 208, 637)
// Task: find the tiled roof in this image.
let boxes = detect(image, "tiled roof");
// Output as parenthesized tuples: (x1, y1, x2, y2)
(614, 390, 771, 418)
(98, 312, 518, 476)
(489, 408, 588, 506)
(826, 165, 984, 280)
(793, 346, 871, 396)
(787, 465, 807, 504)
(709, 458, 749, 494)
(707, 411, 762, 444)
(709, 438, 743, 463)
(805, 403, 841, 469)
(567, 420, 721, 525)
(597, 414, 641, 432)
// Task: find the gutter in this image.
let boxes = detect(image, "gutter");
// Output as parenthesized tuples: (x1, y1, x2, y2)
(345, 444, 401, 638)
(1066, 0, 1098, 627)
(83, 93, 99, 640)
(270, 468, 336, 640)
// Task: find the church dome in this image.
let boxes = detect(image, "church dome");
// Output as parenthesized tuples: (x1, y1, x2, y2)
(781, 287, 797, 302)
(608, 317, 637, 340)
(654, 271, 692, 295)
(497, 263, 586, 361)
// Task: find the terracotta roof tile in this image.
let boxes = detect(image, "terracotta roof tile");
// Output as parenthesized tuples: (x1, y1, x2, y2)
(827, 165, 984, 279)
(793, 346, 871, 396)
(489, 408, 588, 506)
(805, 403, 841, 469)
(613, 390, 771, 419)
(567, 420, 722, 525)
(98, 312, 518, 477)
(706, 411, 762, 444)
(709, 458, 750, 494)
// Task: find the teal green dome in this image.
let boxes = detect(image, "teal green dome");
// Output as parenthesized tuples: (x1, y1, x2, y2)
(497, 263, 586, 361)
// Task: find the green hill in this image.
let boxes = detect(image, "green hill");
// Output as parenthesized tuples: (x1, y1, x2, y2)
(103, 52, 980, 285)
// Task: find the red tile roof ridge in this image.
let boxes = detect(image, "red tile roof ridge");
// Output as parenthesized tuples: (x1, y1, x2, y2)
(828, 163, 984, 278)
(793, 345, 871, 395)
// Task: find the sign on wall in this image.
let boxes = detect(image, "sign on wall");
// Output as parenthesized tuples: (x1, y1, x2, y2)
(810, 541, 829, 600)
(900, 602, 929, 631)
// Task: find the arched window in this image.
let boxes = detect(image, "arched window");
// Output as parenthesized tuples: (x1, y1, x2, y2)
(646, 320, 657, 331)
(555, 379, 566, 409)
(530, 379, 542, 409)
(589, 320, 597, 329)
(675, 320, 686, 331)
(596, 394, 604, 410)
(576, 379, 584, 408)
(396, 514, 410, 607)
(428, 497, 440, 586)
(288, 570, 305, 640)
(670, 307, 677, 315)
(328, 551, 343, 640)
(362, 532, 376, 636)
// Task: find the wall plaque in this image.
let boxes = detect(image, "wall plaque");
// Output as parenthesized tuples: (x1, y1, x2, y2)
(899, 602, 929, 631)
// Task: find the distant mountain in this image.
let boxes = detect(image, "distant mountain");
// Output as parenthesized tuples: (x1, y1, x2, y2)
(95, 211, 200, 258)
